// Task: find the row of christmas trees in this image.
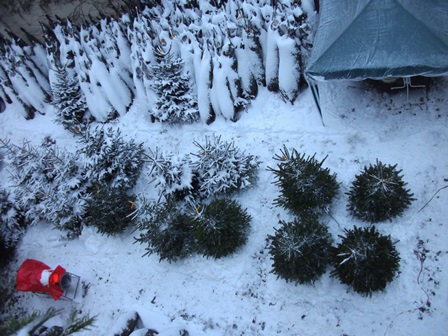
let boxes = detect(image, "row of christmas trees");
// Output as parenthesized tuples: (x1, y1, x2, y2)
(267, 146, 413, 296)
(0, 0, 315, 125)
(1, 128, 414, 296)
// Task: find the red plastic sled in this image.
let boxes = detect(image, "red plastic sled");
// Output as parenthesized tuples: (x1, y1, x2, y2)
(16, 259, 80, 300)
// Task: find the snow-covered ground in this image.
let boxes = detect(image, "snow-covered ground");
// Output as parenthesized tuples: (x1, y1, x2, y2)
(1, 78, 448, 335)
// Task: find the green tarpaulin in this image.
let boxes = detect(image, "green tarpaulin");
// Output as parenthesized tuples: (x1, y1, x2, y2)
(306, 0, 448, 80)
(305, 0, 448, 120)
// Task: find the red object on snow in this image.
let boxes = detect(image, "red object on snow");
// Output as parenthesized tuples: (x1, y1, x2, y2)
(16, 259, 67, 300)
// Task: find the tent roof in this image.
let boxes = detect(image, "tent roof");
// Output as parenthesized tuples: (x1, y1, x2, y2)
(305, 0, 448, 81)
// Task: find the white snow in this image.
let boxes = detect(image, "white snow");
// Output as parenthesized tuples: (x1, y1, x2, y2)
(1, 75, 448, 335)
(40, 270, 51, 287)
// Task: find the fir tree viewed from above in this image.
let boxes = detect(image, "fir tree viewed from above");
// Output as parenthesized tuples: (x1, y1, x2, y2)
(1, 1, 448, 335)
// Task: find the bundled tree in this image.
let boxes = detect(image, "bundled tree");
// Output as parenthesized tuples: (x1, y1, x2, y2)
(126, 9, 158, 104)
(191, 135, 260, 200)
(97, 17, 136, 99)
(331, 226, 400, 296)
(85, 184, 136, 236)
(268, 216, 332, 284)
(347, 160, 414, 222)
(211, 38, 250, 121)
(0, 35, 50, 116)
(295, 7, 314, 80)
(77, 126, 145, 190)
(0, 55, 36, 119)
(268, 145, 339, 216)
(78, 21, 134, 117)
(197, 43, 216, 124)
(193, 198, 251, 258)
(239, 22, 266, 94)
(134, 197, 196, 262)
(277, 36, 301, 104)
(149, 50, 200, 124)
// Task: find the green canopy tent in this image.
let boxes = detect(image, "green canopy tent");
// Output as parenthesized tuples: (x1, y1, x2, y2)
(305, 0, 448, 121)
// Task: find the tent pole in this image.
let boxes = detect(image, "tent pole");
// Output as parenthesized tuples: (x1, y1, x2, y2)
(309, 80, 325, 126)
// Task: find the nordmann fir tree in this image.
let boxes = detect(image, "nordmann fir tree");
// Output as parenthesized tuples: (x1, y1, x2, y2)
(85, 184, 136, 236)
(134, 196, 196, 262)
(193, 198, 251, 259)
(0, 307, 96, 336)
(145, 147, 195, 201)
(268, 145, 339, 216)
(76, 126, 145, 191)
(1, 137, 89, 238)
(347, 160, 414, 223)
(331, 226, 400, 296)
(191, 135, 260, 200)
(149, 48, 200, 124)
(51, 62, 89, 133)
(268, 216, 333, 284)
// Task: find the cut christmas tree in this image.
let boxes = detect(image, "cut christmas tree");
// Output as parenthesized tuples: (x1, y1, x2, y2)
(347, 160, 414, 222)
(268, 145, 339, 215)
(268, 215, 333, 284)
(331, 226, 400, 296)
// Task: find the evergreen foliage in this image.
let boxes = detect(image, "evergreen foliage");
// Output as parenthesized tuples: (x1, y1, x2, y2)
(134, 196, 251, 261)
(135, 197, 196, 262)
(77, 126, 145, 190)
(149, 51, 200, 124)
(347, 160, 414, 222)
(191, 135, 260, 200)
(147, 136, 260, 202)
(1, 138, 43, 226)
(85, 185, 136, 236)
(0, 188, 25, 265)
(331, 226, 400, 296)
(193, 198, 251, 259)
(268, 216, 333, 284)
(39, 142, 90, 238)
(1, 138, 89, 237)
(0, 307, 61, 336)
(146, 147, 195, 201)
(51, 62, 89, 133)
(0, 307, 96, 336)
(268, 145, 339, 215)
(1, 128, 144, 238)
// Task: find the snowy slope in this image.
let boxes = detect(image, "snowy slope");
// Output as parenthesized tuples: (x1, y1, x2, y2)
(1, 77, 448, 335)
